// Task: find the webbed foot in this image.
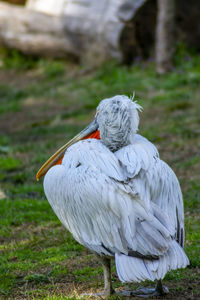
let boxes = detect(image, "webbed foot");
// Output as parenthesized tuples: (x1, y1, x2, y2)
(117, 286, 168, 298)
(81, 287, 115, 299)
(117, 281, 169, 298)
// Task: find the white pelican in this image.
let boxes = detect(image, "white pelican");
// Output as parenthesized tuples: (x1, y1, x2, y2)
(36, 95, 189, 297)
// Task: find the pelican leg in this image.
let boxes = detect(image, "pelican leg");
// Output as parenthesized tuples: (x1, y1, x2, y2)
(155, 279, 169, 295)
(81, 256, 114, 298)
(96, 256, 114, 297)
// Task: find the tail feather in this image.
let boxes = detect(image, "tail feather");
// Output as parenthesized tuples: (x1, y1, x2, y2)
(115, 240, 189, 283)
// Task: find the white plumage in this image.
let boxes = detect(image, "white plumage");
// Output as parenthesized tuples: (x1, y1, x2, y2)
(41, 95, 189, 295)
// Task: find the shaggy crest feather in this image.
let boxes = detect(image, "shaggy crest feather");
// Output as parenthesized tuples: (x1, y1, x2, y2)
(96, 95, 142, 151)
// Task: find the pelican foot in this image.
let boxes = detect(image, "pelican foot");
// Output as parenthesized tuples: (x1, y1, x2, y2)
(116, 285, 169, 298)
(81, 288, 115, 299)
(81, 292, 107, 299)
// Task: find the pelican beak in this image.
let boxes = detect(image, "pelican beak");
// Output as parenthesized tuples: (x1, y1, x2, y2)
(36, 119, 99, 181)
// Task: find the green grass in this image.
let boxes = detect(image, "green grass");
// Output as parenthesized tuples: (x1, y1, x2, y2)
(0, 48, 200, 299)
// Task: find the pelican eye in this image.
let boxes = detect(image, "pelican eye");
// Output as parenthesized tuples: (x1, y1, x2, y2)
(95, 109, 100, 117)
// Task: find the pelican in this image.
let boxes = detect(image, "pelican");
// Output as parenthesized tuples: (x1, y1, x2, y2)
(36, 95, 189, 297)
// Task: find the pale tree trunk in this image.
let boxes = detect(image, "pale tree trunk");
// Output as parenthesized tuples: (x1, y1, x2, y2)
(155, 0, 175, 74)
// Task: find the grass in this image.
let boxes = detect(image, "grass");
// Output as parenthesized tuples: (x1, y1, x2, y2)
(0, 48, 200, 299)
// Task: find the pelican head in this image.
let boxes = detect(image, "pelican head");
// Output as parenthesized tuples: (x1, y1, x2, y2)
(36, 94, 142, 180)
(96, 95, 141, 151)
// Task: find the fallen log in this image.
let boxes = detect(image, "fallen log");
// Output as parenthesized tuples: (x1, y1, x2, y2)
(1, 0, 199, 64)
(0, 2, 80, 59)
(0, 0, 148, 63)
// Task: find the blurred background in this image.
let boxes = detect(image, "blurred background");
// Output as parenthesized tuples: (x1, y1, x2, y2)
(0, 0, 200, 299)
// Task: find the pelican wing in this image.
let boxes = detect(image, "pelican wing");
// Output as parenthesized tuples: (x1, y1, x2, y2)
(115, 134, 185, 246)
(44, 139, 174, 258)
(150, 160, 185, 246)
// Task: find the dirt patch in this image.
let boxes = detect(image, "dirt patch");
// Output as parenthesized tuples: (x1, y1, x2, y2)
(11, 271, 200, 300)
(0, 100, 64, 134)
(0, 69, 44, 89)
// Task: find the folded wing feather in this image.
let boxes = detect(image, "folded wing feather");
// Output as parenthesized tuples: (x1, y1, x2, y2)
(44, 138, 189, 282)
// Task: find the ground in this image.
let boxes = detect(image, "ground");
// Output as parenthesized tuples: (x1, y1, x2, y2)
(0, 48, 199, 299)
